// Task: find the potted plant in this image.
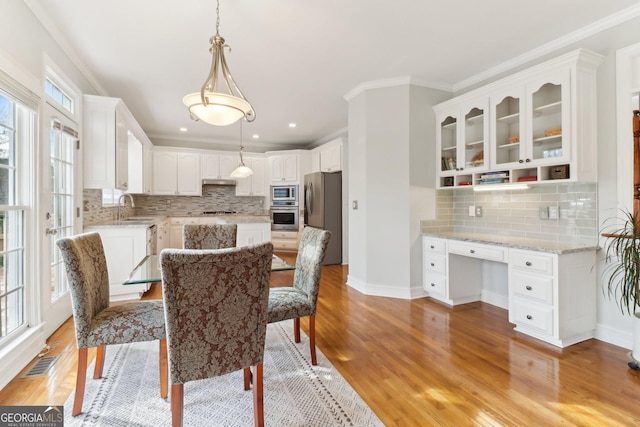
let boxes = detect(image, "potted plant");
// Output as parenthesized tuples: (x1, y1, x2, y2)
(602, 209, 640, 368)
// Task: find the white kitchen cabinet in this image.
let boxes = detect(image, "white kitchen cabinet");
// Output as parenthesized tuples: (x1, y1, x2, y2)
(152, 149, 202, 196)
(269, 154, 299, 184)
(237, 222, 271, 247)
(235, 156, 266, 196)
(272, 230, 299, 252)
(201, 153, 238, 180)
(142, 140, 153, 194)
(319, 143, 342, 172)
(435, 98, 490, 184)
(83, 95, 129, 190)
(422, 235, 596, 348)
(435, 49, 602, 188)
(168, 217, 200, 248)
(85, 226, 151, 301)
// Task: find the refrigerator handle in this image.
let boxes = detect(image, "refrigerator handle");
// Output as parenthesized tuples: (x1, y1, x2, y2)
(306, 182, 313, 215)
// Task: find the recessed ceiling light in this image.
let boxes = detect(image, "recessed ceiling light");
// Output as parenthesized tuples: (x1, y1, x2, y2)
(288, 122, 297, 128)
(252, 134, 259, 139)
(179, 127, 188, 132)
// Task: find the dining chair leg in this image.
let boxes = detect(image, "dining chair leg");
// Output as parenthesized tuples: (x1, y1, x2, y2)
(252, 364, 264, 427)
(309, 315, 317, 366)
(159, 339, 168, 398)
(171, 383, 184, 427)
(243, 367, 251, 391)
(294, 318, 301, 343)
(73, 348, 88, 416)
(93, 346, 106, 379)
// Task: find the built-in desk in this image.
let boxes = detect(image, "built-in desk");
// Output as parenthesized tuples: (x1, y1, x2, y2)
(422, 233, 597, 348)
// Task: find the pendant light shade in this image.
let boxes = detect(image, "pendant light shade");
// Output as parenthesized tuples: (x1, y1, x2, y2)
(230, 120, 253, 178)
(183, 1, 255, 126)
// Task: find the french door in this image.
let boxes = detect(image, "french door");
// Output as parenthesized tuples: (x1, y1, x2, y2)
(40, 108, 80, 337)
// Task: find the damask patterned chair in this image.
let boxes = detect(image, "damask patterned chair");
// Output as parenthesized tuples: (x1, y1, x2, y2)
(160, 242, 273, 427)
(56, 232, 167, 417)
(268, 226, 331, 365)
(183, 223, 237, 249)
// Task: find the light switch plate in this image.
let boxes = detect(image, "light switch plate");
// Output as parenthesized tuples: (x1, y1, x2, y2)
(475, 206, 483, 217)
(468, 206, 475, 217)
(548, 206, 559, 219)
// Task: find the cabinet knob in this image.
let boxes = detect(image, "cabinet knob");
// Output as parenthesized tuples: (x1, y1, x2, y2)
(430, 283, 435, 287)
(518, 159, 524, 163)
(525, 158, 531, 163)
(526, 285, 532, 291)
(430, 263, 435, 267)
(470, 249, 475, 254)
(430, 245, 435, 249)
(525, 261, 532, 266)
(526, 315, 533, 320)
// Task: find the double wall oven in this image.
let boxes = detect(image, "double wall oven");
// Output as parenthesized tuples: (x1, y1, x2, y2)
(270, 185, 299, 231)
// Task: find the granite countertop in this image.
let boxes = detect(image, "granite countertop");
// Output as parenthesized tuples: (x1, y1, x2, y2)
(423, 231, 598, 254)
(85, 214, 271, 229)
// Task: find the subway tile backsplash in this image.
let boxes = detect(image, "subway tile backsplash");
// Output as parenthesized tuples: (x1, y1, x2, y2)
(83, 187, 268, 226)
(421, 183, 598, 245)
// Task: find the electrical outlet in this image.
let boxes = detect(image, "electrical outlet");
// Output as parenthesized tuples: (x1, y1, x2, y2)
(539, 207, 549, 220)
(548, 206, 559, 220)
(475, 206, 483, 217)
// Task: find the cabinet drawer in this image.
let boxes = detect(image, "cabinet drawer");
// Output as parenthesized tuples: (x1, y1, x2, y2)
(424, 255, 446, 274)
(424, 273, 446, 295)
(510, 250, 553, 275)
(272, 231, 298, 240)
(512, 299, 554, 335)
(423, 238, 446, 254)
(448, 241, 506, 262)
(272, 239, 299, 251)
(511, 271, 554, 305)
(170, 217, 200, 226)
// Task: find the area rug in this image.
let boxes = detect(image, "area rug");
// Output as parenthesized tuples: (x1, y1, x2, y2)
(63, 321, 383, 426)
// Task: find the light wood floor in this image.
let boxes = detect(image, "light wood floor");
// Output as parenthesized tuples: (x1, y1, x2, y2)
(2, 253, 640, 426)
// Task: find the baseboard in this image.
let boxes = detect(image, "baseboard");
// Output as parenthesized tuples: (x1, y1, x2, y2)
(346, 275, 424, 299)
(481, 290, 509, 310)
(0, 324, 46, 390)
(595, 323, 632, 350)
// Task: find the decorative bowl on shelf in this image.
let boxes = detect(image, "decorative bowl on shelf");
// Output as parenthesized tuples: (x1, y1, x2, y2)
(508, 136, 519, 144)
(544, 127, 562, 137)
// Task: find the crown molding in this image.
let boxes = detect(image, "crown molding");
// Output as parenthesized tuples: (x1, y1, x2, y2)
(24, 0, 108, 96)
(453, 3, 640, 92)
(344, 76, 452, 101)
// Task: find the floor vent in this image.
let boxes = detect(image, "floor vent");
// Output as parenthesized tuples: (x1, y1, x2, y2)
(22, 356, 59, 378)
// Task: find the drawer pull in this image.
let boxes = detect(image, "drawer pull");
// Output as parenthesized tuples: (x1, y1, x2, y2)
(526, 285, 532, 291)
(525, 261, 532, 266)
(526, 315, 533, 320)
(430, 263, 435, 267)
(470, 249, 475, 254)
(430, 245, 435, 249)
(431, 283, 435, 287)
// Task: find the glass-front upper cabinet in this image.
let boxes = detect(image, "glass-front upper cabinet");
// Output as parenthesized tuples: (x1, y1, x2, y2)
(461, 104, 488, 172)
(438, 115, 457, 174)
(527, 71, 571, 164)
(491, 87, 525, 169)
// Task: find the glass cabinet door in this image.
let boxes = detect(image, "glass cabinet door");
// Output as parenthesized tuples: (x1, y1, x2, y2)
(526, 71, 570, 164)
(492, 93, 524, 168)
(462, 106, 487, 171)
(439, 115, 457, 173)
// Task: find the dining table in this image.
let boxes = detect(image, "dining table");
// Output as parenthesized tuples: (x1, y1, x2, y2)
(124, 253, 295, 285)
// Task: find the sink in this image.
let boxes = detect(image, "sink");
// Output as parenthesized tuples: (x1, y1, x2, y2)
(121, 216, 157, 221)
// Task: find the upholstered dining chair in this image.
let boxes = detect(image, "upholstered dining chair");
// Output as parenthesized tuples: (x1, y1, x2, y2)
(56, 232, 167, 417)
(160, 242, 273, 427)
(268, 226, 331, 365)
(183, 223, 237, 249)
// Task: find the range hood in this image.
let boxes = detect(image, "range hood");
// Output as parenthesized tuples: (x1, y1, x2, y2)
(202, 178, 237, 186)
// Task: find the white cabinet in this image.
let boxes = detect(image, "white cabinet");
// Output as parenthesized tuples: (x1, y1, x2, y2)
(272, 230, 299, 252)
(435, 49, 602, 188)
(127, 134, 153, 194)
(269, 154, 299, 183)
(237, 222, 271, 247)
(152, 149, 202, 196)
(201, 153, 237, 180)
(168, 217, 200, 248)
(436, 98, 489, 185)
(85, 226, 150, 301)
(422, 235, 596, 348)
(142, 141, 153, 194)
(319, 143, 342, 172)
(235, 156, 266, 196)
(83, 95, 129, 190)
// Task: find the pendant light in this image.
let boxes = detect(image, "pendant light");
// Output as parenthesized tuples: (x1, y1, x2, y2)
(230, 120, 253, 178)
(183, 0, 255, 126)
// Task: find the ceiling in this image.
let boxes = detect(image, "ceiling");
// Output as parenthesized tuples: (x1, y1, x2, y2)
(26, 0, 640, 152)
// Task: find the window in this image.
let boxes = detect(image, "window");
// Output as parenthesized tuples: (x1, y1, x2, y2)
(0, 92, 32, 345)
(102, 188, 124, 207)
(45, 78, 74, 116)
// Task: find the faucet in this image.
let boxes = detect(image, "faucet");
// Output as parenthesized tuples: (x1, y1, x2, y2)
(117, 193, 135, 221)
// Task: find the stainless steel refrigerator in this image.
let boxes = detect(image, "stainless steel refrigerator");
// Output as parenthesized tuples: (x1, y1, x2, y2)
(303, 171, 342, 265)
